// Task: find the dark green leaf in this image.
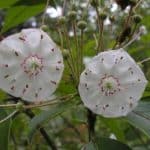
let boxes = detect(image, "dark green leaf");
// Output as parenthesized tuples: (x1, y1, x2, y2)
(1, 4, 45, 33)
(126, 111, 150, 137)
(83, 137, 131, 150)
(29, 99, 77, 141)
(0, 109, 11, 150)
(0, 0, 19, 8)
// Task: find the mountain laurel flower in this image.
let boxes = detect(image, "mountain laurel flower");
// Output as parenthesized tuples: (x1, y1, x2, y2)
(79, 49, 147, 117)
(0, 28, 64, 102)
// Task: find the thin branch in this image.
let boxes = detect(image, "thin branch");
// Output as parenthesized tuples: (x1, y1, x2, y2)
(0, 110, 18, 124)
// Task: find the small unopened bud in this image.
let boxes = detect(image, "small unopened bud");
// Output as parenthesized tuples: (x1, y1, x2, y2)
(99, 12, 107, 20)
(133, 15, 142, 24)
(58, 16, 66, 25)
(41, 25, 49, 32)
(90, 0, 98, 7)
(77, 21, 87, 30)
(109, 16, 115, 23)
(62, 49, 69, 59)
(16, 102, 24, 111)
(68, 11, 77, 20)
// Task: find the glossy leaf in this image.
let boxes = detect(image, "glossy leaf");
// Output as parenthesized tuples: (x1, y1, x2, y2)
(126, 101, 150, 137)
(28, 98, 78, 141)
(1, 4, 45, 33)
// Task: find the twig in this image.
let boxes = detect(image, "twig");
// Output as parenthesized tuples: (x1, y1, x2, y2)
(8, 97, 58, 150)
(0, 110, 18, 124)
(87, 109, 96, 141)
(41, 0, 50, 26)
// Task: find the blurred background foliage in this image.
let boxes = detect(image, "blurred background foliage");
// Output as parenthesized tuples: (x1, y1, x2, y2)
(0, 0, 150, 150)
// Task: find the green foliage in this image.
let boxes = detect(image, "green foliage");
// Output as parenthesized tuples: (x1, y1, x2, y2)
(1, 4, 45, 33)
(126, 102, 150, 137)
(0, 109, 11, 150)
(0, 0, 19, 8)
(83, 137, 132, 150)
(28, 98, 78, 141)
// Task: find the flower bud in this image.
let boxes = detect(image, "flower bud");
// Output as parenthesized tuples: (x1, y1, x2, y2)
(68, 11, 77, 20)
(77, 20, 87, 30)
(90, 0, 98, 7)
(109, 16, 115, 23)
(133, 15, 142, 24)
(58, 16, 67, 25)
(16, 102, 24, 111)
(99, 12, 107, 20)
(62, 49, 69, 59)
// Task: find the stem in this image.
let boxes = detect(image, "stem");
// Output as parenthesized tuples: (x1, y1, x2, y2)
(24, 93, 77, 109)
(79, 29, 84, 74)
(122, 31, 141, 49)
(0, 93, 77, 109)
(97, 20, 104, 52)
(62, 27, 78, 85)
(72, 21, 80, 83)
(41, 0, 50, 26)
(87, 109, 96, 141)
(8, 97, 58, 150)
(138, 57, 150, 64)
(0, 110, 18, 124)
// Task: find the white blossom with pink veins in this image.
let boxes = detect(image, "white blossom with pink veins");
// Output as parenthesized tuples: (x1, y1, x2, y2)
(0, 28, 64, 102)
(79, 49, 147, 117)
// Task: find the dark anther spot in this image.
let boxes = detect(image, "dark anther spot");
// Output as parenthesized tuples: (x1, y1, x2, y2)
(4, 75, 9, 78)
(51, 80, 56, 85)
(121, 106, 124, 110)
(120, 56, 123, 60)
(138, 79, 141, 82)
(129, 102, 133, 108)
(35, 93, 38, 98)
(15, 51, 19, 56)
(11, 86, 14, 90)
(105, 104, 109, 107)
(56, 67, 60, 71)
(26, 84, 29, 88)
(51, 48, 54, 52)
(5, 64, 8, 67)
(85, 72, 88, 75)
(19, 37, 25, 41)
(41, 34, 43, 39)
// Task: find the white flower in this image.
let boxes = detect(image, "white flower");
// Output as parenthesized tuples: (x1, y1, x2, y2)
(79, 49, 147, 117)
(0, 28, 64, 102)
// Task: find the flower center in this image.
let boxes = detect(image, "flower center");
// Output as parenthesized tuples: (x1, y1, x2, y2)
(21, 55, 43, 78)
(99, 75, 121, 96)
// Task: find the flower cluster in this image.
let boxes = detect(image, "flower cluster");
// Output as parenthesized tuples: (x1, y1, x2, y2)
(0, 29, 147, 117)
(0, 28, 64, 102)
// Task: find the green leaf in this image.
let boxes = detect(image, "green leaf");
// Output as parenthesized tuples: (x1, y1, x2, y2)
(0, 0, 19, 8)
(1, 4, 45, 33)
(83, 137, 131, 150)
(28, 99, 78, 141)
(126, 102, 150, 137)
(0, 109, 11, 150)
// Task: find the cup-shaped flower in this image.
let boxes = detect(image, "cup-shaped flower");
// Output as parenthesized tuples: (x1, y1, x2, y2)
(0, 28, 64, 102)
(79, 49, 147, 117)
